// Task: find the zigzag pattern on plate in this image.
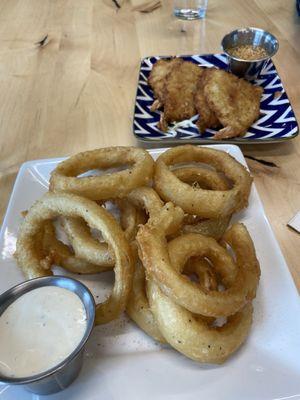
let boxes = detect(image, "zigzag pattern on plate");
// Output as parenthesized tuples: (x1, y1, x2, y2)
(133, 54, 298, 143)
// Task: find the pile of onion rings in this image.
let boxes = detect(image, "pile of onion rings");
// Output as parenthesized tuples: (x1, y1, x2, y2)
(15, 145, 260, 363)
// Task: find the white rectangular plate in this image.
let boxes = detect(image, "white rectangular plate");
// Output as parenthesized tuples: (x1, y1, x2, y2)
(0, 145, 300, 400)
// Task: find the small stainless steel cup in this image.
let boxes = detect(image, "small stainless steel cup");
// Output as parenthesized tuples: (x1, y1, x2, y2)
(221, 27, 279, 80)
(0, 276, 95, 395)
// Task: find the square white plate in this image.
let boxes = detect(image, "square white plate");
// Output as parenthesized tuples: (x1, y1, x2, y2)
(0, 145, 300, 400)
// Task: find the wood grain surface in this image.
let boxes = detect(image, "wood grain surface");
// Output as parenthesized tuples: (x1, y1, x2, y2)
(0, 0, 299, 288)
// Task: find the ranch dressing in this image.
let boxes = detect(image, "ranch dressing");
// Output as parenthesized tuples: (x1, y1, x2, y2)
(0, 286, 87, 378)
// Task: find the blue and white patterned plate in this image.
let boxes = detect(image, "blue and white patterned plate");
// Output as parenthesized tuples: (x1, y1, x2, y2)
(133, 54, 298, 144)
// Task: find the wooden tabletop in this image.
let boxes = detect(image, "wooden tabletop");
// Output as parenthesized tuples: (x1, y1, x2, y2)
(0, 0, 299, 288)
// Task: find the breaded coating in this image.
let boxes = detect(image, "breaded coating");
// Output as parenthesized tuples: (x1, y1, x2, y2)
(195, 69, 220, 133)
(203, 69, 263, 139)
(161, 62, 204, 130)
(148, 58, 183, 109)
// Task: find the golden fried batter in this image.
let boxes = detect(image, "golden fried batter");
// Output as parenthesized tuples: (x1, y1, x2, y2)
(195, 70, 220, 133)
(148, 58, 183, 110)
(160, 62, 204, 130)
(203, 69, 263, 139)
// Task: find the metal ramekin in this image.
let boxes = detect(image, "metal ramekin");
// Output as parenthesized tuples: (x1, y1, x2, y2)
(221, 27, 279, 80)
(0, 276, 95, 395)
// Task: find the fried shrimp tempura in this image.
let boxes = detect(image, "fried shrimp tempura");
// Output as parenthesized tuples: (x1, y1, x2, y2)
(160, 62, 203, 131)
(203, 69, 263, 139)
(148, 58, 183, 111)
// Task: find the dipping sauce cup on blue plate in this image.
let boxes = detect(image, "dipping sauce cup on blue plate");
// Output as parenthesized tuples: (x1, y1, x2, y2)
(0, 276, 95, 395)
(221, 27, 279, 80)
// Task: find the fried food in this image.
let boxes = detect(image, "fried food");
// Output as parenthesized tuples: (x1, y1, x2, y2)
(61, 216, 114, 267)
(172, 166, 229, 191)
(124, 190, 184, 343)
(181, 217, 231, 240)
(172, 166, 231, 239)
(40, 198, 145, 274)
(15, 145, 260, 363)
(42, 220, 113, 274)
(138, 227, 253, 317)
(138, 223, 260, 363)
(160, 62, 203, 130)
(203, 68, 263, 139)
(49, 147, 155, 201)
(117, 198, 148, 241)
(126, 187, 184, 236)
(126, 187, 164, 220)
(15, 192, 134, 325)
(60, 199, 145, 268)
(147, 280, 253, 364)
(221, 223, 261, 300)
(147, 57, 263, 138)
(126, 262, 167, 343)
(195, 70, 220, 133)
(148, 58, 183, 110)
(183, 257, 218, 292)
(127, 249, 219, 343)
(154, 145, 252, 218)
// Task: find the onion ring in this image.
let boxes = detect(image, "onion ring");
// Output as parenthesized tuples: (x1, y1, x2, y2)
(172, 166, 231, 239)
(127, 255, 219, 343)
(61, 216, 114, 268)
(147, 279, 253, 364)
(42, 220, 112, 274)
(49, 147, 155, 200)
(183, 257, 218, 292)
(125, 187, 184, 236)
(221, 223, 261, 300)
(143, 223, 258, 363)
(117, 198, 147, 241)
(126, 262, 166, 343)
(20, 212, 107, 274)
(137, 225, 258, 317)
(181, 217, 231, 240)
(154, 145, 252, 218)
(60, 198, 146, 268)
(172, 166, 229, 191)
(15, 192, 134, 324)
(126, 187, 163, 219)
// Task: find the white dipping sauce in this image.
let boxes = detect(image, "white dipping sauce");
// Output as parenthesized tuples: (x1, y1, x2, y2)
(0, 286, 87, 378)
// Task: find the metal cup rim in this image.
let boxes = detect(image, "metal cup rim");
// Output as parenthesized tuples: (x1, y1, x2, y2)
(0, 276, 95, 385)
(221, 26, 279, 63)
